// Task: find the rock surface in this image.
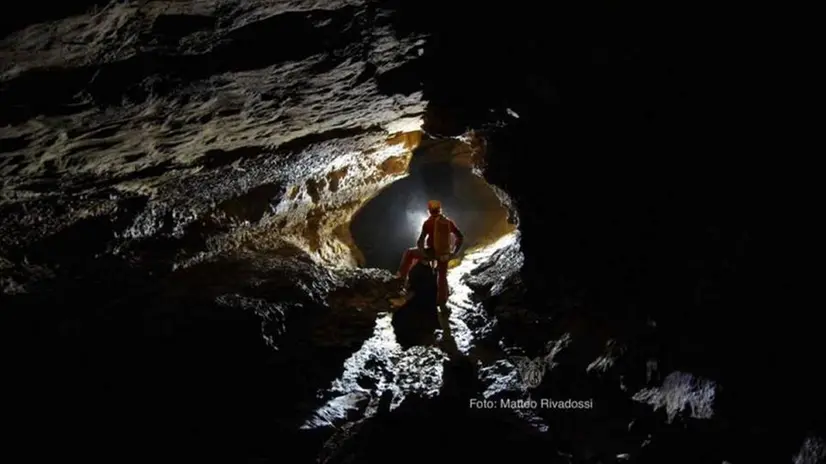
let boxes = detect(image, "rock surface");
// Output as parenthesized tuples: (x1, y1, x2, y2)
(1, 0, 425, 270)
(2, 1, 820, 464)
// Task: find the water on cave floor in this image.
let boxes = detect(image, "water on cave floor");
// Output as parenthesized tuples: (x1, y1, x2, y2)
(302, 231, 519, 429)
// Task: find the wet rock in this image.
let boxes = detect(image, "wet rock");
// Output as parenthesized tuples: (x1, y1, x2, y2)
(304, 313, 448, 432)
(585, 339, 627, 377)
(479, 358, 531, 398)
(632, 371, 716, 422)
(301, 391, 372, 430)
(298, 260, 454, 433)
(795, 435, 826, 464)
(317, 387, 565, 464)
(459, 234, 547, 351)
(464, 232, 525, 299)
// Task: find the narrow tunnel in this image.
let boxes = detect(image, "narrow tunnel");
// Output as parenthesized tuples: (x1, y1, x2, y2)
(350, 135, 514, 272)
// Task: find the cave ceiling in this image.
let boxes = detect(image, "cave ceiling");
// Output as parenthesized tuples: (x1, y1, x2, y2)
(0, 0, 433, 269)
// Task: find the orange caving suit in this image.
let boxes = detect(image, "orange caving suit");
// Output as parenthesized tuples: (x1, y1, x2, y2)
(398, 214, 464, 305)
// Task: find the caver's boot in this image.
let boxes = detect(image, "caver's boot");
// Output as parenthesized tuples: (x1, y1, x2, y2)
(389, 280, 414, 308)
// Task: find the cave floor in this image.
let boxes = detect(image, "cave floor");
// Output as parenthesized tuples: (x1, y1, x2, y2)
(303, 231, 522, 427)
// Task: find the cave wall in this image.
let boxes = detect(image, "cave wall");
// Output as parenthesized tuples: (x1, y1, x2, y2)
(398, 0, 820, 462)
(1, 3, 432, 459)
(0, 0, 434, 274)
(0, 0, 816, 462)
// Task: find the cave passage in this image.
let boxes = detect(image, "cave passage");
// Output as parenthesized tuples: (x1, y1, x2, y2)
(350, 138, 512, 271)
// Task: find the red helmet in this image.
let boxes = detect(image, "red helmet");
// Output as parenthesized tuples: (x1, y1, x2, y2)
(427, 200, 441, 214)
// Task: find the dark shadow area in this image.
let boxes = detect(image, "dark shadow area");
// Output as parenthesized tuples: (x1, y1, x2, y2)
(350, 138, 508, 272)
(386, 0, 818, 462)
(0, 220, 374, 462)
(391, 261, 439, 348)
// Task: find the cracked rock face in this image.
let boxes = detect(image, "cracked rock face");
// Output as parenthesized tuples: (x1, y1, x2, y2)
(1, 0, 426, 273)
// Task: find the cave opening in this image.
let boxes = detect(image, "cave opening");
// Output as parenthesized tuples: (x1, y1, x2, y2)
(350, 135, 514, 272)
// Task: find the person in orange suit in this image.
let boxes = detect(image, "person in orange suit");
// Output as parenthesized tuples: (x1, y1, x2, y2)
(395, 200, 464, 309)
